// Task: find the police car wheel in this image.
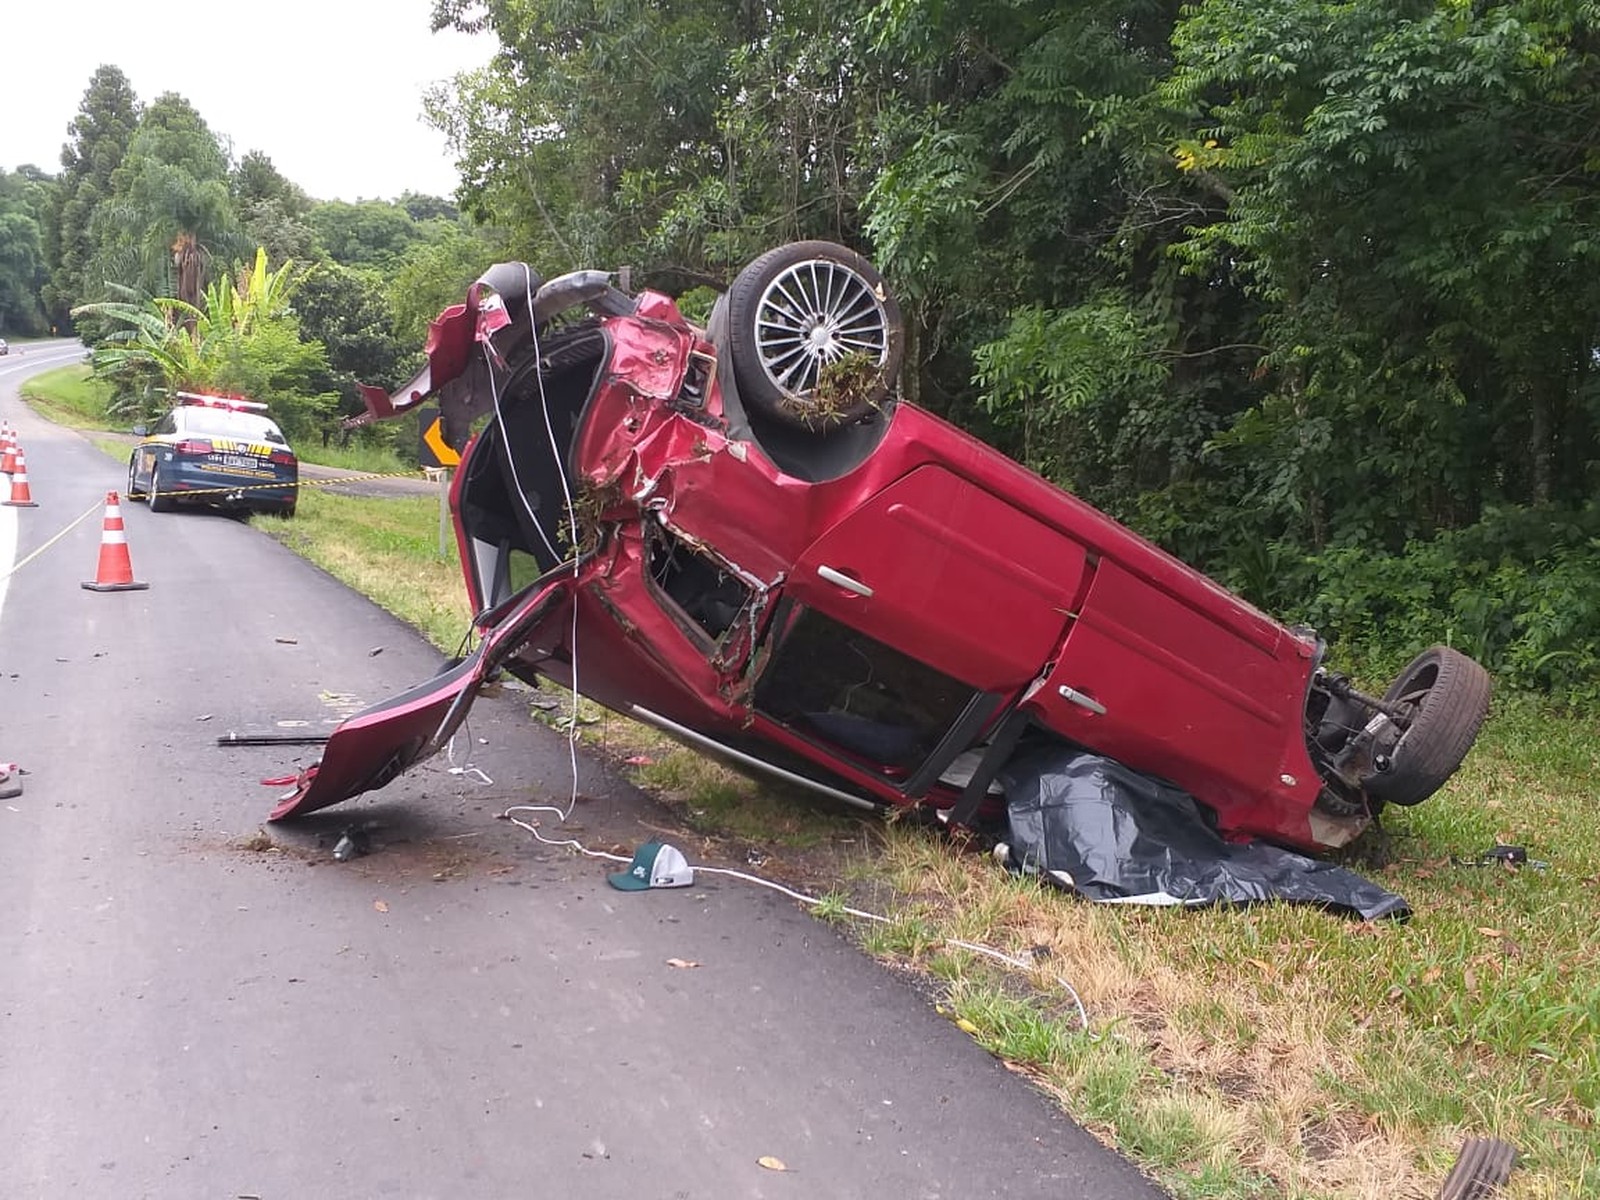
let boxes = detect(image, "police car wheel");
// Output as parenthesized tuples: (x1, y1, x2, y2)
(149, 464, 175, 513)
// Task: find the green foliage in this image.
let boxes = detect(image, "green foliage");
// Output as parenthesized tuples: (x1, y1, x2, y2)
(234, 151, 316, 264)
(386, 222, 503, 348)
(0, 168, 51, 334)
(74, 248, 334, 438)
(295, 262, 410, 400)
(43, 65, 141, 331)
(88, 92, 244, 311)
(1278, 505, 1600, 704)
(308, 199, 427, 268)
(972, 296, 1171, 488)
(422, 0, 1600, 698)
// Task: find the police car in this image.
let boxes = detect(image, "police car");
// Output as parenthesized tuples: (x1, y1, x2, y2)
(127, 392, 299, 517)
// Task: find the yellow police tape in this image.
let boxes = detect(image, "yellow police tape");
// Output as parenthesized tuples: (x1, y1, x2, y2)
(0, 470, 438, 583)
(139, 467, 434, 501)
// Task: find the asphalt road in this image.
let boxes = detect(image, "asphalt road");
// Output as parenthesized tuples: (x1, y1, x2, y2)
(1, 354, 1168, 1200)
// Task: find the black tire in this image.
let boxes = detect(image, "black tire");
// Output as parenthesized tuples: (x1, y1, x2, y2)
(1364, 646, 1491, 806)
(148, 463, 174, 513)
(125, 454, 145, 500)
(726, 240, 903, 431)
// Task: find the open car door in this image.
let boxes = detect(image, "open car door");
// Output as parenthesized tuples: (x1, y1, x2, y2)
(268, 574, 575, 820)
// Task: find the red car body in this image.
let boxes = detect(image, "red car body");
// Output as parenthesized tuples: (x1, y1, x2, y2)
(272, 248, 1486, 855)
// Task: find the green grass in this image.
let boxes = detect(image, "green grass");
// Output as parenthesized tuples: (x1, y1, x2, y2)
(859, 696, 1600, 1199)
(19, 365, 116, 430)
(298, 439, 413, 473)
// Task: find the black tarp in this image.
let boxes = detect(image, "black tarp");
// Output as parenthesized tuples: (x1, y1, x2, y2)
(999, 750, 1409, 921)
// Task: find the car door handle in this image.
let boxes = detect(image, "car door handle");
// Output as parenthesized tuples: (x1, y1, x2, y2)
(816, 565, 873, 597)
(1057, 684, 1107, 716)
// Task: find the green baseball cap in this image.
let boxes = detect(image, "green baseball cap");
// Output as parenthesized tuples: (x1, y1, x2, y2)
(608, 841, 695, 891)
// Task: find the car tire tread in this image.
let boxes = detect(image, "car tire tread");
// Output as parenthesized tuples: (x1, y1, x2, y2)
(1365, 646, 1491, 806)
(148, 464, 174, 513)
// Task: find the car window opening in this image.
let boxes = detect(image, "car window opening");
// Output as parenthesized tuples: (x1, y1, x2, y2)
(754, 607, 979, 775)
(646, 524, 753, 641)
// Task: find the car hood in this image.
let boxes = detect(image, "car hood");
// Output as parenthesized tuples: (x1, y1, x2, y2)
(268, 572, 574, 819)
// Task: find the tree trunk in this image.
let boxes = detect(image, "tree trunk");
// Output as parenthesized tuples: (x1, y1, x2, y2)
(173, 232, 202, 320)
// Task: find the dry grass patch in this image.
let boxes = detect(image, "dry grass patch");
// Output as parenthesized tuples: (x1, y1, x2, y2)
(836, 698, 1599, 1198)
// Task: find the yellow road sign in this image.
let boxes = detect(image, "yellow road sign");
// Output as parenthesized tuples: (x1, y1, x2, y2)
(421, 414, 460, 468)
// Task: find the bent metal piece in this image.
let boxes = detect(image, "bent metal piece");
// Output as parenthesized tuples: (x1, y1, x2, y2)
(268, 575, 574, 820)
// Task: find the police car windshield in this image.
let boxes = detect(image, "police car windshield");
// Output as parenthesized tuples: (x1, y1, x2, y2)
(182, 408, 288, 444)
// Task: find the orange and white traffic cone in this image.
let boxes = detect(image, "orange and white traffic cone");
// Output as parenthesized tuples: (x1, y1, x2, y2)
(0, 426, 17, 476)
(81, 491, 148, 591)
(1, 447, 38, 507)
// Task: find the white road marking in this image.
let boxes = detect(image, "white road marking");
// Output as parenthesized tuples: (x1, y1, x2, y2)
(0, 344, 90, 624)
(0, 347, 86, 381)
(0, 504, 15, 624)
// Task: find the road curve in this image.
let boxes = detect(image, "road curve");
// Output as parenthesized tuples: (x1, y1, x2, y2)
(0, 355, 1167, 1199)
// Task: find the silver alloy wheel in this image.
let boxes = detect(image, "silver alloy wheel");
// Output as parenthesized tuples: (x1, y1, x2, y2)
(753, 259, 891, 397)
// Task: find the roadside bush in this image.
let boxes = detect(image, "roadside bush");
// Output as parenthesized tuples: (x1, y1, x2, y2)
(1281, 505, 1600, 701)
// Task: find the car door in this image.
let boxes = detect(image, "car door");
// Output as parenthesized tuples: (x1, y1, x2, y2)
(751, 464, 1089, 780)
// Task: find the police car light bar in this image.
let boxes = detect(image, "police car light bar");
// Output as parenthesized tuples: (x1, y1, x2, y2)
(175, 391, 268, 412)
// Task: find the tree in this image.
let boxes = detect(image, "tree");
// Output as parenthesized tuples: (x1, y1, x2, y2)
(0, 168, 53, 334)
(75, 248, 334, 437)
(386, 222, 502, 347)
(232, 150, 310, 215)
(397, 191, 459, 223)
(1164, 0, 1600, 547)
(307, 200, 422, 267)
(91, 92, 243, 312)
(427, 0, 761, 272)
(43, 66, 140, 328)
(294, 262, 409, 414)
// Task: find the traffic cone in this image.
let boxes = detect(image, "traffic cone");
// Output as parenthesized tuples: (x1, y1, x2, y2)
(1, 448, 37, 507)
(0, 426, 17, 475)
(81, 491, 148, 591)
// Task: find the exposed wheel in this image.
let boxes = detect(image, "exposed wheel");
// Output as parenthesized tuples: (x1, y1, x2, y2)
(726, 240, 903, 431)
(1364, 646, 1491, 806)
(125, 454, 145, 500)
(148, 463, 174, 513)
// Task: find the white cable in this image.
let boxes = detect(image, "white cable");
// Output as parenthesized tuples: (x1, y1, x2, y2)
(475, 267, 587, 819)
(521, 262, 585, 822)
(499, 803, 1089, 1031)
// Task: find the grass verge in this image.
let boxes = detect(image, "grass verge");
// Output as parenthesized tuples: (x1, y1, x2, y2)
(226, 468, 1600, 1198)
(19, 364, 114, 429)
(850, 698, 1599, 1199)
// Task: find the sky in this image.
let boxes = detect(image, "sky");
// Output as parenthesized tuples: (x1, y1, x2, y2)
(0, 0, 495, 202)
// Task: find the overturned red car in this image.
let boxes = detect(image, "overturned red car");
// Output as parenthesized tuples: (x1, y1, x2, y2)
(272, 242, 1491, 854)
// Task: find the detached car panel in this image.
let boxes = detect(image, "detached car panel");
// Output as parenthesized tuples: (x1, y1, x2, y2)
(277, 244, 1491, 854)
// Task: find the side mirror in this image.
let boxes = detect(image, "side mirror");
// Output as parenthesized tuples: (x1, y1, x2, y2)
(132, 424, 148, 437)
